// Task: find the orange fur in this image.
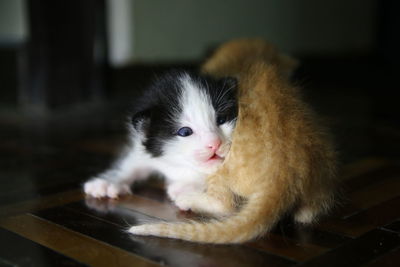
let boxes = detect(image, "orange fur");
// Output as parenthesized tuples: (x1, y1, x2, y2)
(201, 38, 298, 80)
(129, 39, 338, 244)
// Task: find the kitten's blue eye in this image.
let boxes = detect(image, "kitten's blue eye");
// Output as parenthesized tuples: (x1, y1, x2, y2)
(177, 127, 193, 137)
(217, 116, 227, 125)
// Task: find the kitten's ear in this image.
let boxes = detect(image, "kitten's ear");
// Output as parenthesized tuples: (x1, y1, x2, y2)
(131, 109, 151, 131)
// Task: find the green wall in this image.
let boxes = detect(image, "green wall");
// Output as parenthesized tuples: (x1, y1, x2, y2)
(130, 0, 376, 62)
(0, 0, 377, 63)
(0, 0, 26, 44)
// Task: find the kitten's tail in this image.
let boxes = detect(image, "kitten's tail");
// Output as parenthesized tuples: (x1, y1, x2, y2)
(128, 187, 290, 244)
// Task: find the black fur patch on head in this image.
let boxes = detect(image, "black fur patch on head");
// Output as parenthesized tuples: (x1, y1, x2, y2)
(130, 71, 183, 157)
(130, 70, 238, 157)
(193, 75, 238, 125)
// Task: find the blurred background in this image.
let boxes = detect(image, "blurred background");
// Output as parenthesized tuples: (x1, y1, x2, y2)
(0, 0, 399, 202)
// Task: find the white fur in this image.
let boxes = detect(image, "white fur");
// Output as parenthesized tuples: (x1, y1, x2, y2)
(84, 75, 235, 204)
(175, 192, 230, 216)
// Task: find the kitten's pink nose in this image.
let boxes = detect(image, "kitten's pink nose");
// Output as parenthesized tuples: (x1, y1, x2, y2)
(207, 139, 221, 152)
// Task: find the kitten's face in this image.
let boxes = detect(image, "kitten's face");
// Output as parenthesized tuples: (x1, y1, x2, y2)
(132, 72, 237, 174)
(163, 75, 237, 173)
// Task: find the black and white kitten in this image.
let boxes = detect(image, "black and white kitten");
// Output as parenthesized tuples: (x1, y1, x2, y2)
(84, 71, 238, 203)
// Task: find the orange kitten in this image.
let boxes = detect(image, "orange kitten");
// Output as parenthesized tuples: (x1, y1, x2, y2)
(129, 39, 338, 244)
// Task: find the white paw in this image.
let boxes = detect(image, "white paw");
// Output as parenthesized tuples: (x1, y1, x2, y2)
(176, 193, 232, 217)
(166, 186, 180, 202)
(166, 182, 204, 202)
(294, 207, 317, 224)
(174, 193, 199, 211)
(83, 178, 131, 199)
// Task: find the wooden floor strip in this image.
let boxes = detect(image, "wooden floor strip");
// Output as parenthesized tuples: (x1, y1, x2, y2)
(272, 222, 351, 249)
(0, 189, 83, 218)
(0, 214, 158, 267)
(299, 229, 400, 266)
(336, 175, 400, 218)
(344, 163, 400, 193)
(381, 220, 400, 233)
(248, 233, 327, 262)
(341, 158, 390, 180)
(66, 200, 163, 227)
(0, 226, 86, 267)
(33, 205, 295, 267)
(115, 194, 182, 221)
(365, 246, 400, 267)
(318, 196, 400, 237)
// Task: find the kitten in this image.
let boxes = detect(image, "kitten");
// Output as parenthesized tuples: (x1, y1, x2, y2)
(84, 71, 238, 202)
(128, 39, 338, 244)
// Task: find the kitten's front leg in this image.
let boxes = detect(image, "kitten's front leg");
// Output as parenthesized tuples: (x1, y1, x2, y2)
(175, 185, 236, 217)
(84, 147, 151, 199)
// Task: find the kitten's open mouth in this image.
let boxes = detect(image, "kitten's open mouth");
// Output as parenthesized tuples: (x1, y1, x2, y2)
(208, 153, 223, 161)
